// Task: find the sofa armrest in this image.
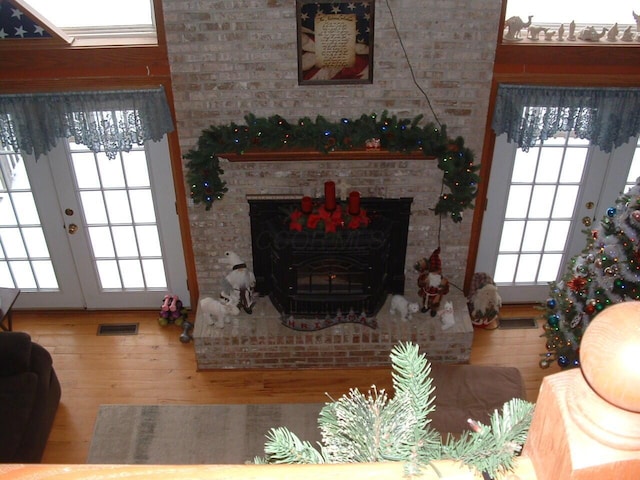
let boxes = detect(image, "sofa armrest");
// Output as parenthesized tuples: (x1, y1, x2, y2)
(0, 332, 32, 376)
(0, 372, 38, 462)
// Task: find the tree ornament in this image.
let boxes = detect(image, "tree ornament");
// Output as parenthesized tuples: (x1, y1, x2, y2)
(607, 207, 617, 217)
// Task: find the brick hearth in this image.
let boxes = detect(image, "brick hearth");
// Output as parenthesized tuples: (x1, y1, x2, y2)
(194, 293, 473, 369)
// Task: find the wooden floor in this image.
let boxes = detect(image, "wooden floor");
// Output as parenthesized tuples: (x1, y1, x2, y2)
(12, 304, 559, 465)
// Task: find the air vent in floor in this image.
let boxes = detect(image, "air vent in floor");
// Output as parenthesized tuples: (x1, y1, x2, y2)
(498, 317, 538, 329)
(97, 323, 139, 336)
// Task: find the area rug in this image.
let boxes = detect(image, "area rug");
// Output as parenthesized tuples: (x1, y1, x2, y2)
(87, 403, 325, 464)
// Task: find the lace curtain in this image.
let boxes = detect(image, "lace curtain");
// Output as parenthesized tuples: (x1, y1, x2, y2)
(0, 87, 174, 159)
(492, 84, 640, 153)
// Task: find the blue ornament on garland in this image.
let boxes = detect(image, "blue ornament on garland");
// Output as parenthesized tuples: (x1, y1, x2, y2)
(557, 355, 570, 367)
(607, 207, 617, 217)
(546, 298, 557, 309)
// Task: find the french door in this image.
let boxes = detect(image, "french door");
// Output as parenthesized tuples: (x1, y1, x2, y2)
(0, 137, 189, 309)
(476, 133, 640, 303)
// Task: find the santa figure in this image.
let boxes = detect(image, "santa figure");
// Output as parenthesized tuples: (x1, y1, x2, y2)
(415, 247, 450, 317)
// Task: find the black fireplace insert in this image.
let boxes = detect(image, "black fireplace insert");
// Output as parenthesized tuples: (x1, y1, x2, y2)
(248, 197, 412, 318)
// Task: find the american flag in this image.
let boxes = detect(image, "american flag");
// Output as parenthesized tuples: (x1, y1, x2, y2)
(298, 1, 373, 82)
(0, 0, 52, 39)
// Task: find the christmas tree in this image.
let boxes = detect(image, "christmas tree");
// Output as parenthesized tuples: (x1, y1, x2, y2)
(541, 178, 640, 369)
(255, 342, 533, 479)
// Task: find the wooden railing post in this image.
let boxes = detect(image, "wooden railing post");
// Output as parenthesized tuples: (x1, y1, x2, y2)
(523, 301, 640, 479)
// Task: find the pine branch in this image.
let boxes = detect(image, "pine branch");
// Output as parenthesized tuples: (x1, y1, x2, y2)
(258, 342, 533, 478)
(441, 398, 534, 478)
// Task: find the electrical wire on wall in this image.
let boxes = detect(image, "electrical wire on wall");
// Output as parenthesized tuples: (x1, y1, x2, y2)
(384, 0, 445, 256)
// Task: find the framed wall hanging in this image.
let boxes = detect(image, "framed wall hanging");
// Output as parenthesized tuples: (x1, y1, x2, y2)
(296, 0, 375, 85)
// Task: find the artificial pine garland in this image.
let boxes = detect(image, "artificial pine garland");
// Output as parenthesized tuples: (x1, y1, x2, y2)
(185, 112, 480, 222)
(255, 342, 533, 479)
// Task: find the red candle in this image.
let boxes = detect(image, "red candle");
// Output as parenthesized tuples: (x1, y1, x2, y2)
(348, 191, 360, 215)
(301, 196, 313, 214)
(324, 181, 336, 211)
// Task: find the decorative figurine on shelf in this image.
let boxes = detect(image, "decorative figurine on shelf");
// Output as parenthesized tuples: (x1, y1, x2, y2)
(622, 26, 634, 42)
(389, 294, 420, 321)
(199, 295, 240, 329)
(568, 20, 577, 41)
(438, 301, 456, 330)
(557, 24, 565, 41)
(606, 23, 619, 42)
(415, 247, 450, 317)
(220, 251, 256, 314)
(503, 15, 533, 41)
(578, 26, 608, 42)
(467, 272, 502, 330)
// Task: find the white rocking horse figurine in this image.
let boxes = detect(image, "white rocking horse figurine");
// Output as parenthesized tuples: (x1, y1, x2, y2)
(220, 251, 256, 314)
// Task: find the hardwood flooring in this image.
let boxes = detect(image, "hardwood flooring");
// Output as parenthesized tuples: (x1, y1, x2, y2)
(11, 304, 559, 465)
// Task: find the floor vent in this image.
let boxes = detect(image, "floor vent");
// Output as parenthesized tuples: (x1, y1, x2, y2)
(498, 317, 538, 330)
(97, 323, 139, 336)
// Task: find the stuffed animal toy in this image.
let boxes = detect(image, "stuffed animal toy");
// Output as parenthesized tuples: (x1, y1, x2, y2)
(467, 272, 502, 329)
(200, 296, 240, 329)
(389, 294, 420, 321)
(438, 301, 456, 330)
(415, 247, 450, 317)
(220, 251, 256, 314)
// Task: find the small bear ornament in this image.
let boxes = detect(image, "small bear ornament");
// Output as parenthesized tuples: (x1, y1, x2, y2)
(389, 294, 420, 321)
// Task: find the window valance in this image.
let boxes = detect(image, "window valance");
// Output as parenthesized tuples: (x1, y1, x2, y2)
(0, 87, 174, 159)
(492, 84, 640, 153)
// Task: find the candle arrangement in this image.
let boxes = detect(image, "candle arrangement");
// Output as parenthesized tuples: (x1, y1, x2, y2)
(289, 181, 369, 232)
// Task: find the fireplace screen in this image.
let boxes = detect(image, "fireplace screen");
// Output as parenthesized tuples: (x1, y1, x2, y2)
(248, 197, 412, 319)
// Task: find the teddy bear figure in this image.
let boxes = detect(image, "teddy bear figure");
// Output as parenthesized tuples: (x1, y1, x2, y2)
(467, 272, 502, 329)
(415, 247, 450, 317)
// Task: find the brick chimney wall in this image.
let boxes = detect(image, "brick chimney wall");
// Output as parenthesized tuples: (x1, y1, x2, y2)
(161, 0, 502, 298)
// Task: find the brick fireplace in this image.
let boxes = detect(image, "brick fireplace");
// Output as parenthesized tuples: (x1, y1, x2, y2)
(194, 194, 473, 369)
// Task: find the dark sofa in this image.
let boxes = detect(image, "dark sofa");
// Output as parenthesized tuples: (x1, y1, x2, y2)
(0, 332, 61, 463)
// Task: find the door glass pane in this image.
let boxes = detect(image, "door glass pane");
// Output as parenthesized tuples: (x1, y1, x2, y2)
(69, 141, 167, 291)
(505, 185, 531, 217)
(494, 132, 588, 286)
(625, 139, 640, 192)
(0, 148, 59, 290)
(498, 221, 524, 251)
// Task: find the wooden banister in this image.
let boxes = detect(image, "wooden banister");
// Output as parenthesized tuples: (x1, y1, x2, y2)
(523, 301, 640, 479)
(0, 458, 537, 479)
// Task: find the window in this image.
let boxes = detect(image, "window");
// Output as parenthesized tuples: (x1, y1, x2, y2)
(504, 0, 639, 43)
(10, 0, 156, 45)
(506, 0, 639, 25)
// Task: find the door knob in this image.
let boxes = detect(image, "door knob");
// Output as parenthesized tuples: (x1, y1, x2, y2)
(582, 216, 592, 227)
(68, 223, 78, 234)
(585, 201, 595, 210)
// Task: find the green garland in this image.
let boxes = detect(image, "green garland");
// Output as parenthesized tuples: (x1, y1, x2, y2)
(185, 112, 480, 222)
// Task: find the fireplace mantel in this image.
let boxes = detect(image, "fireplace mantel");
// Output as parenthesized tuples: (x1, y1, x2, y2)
(221, 149, 435, 162)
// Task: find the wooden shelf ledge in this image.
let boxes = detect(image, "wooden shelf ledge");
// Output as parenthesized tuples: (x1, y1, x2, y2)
(219, 149, 435, 162)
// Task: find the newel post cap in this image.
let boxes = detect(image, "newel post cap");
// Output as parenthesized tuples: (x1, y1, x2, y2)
(580, 301, 640, 413)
